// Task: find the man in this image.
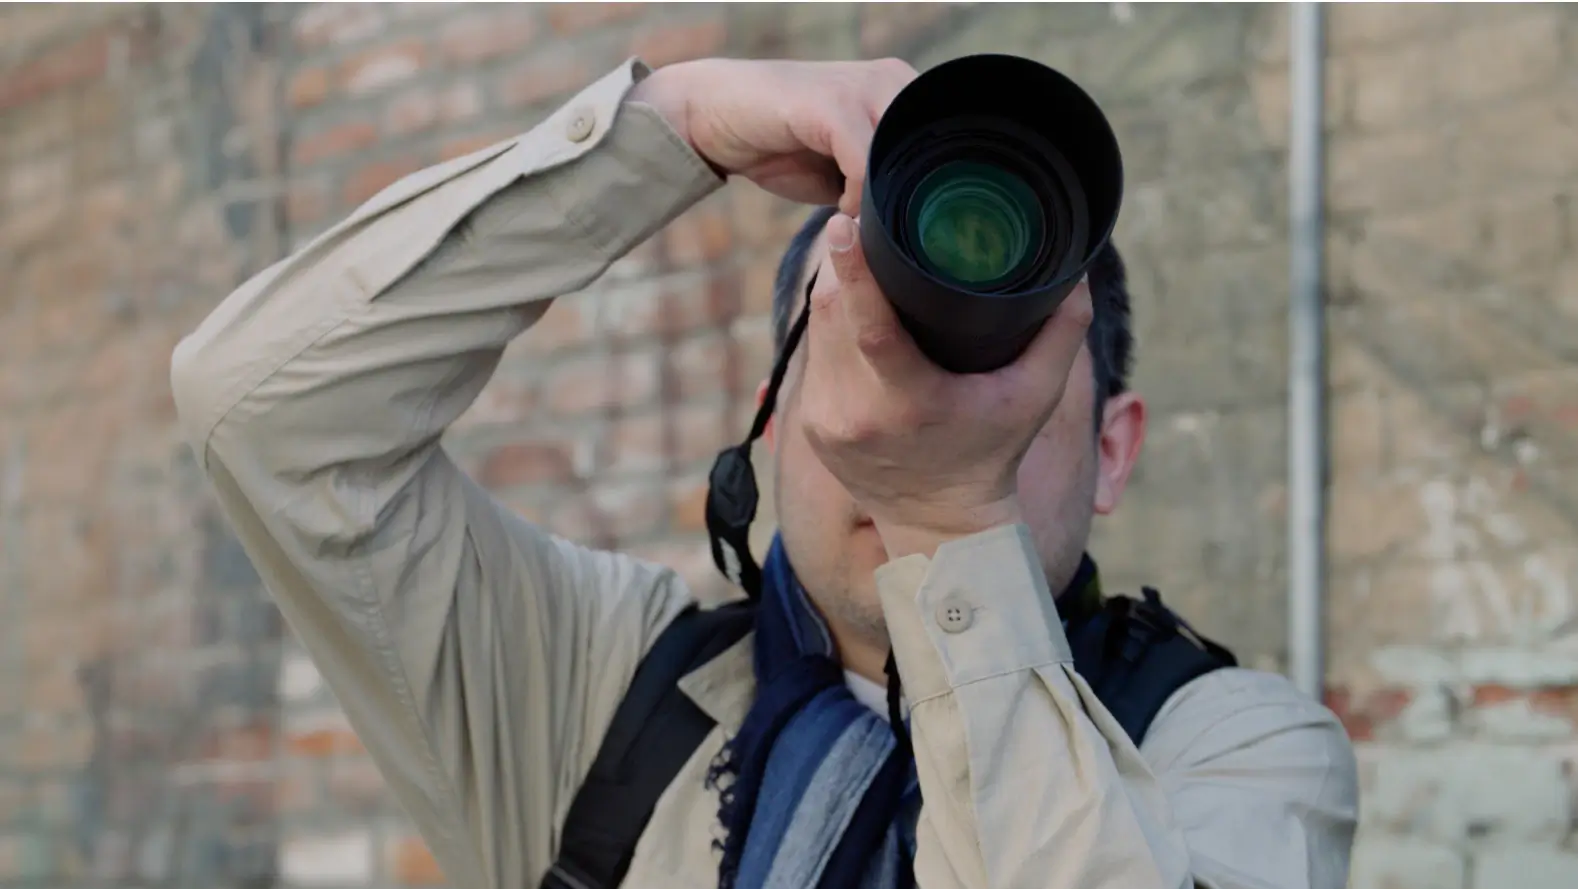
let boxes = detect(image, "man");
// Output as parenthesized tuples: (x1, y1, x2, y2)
(172, 56, 1358, 889)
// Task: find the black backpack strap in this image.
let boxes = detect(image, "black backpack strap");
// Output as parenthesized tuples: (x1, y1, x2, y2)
(1068, 588, 1238, 746)
(542, 599, 756, 889)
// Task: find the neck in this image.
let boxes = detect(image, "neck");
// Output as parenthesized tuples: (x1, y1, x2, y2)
(831, 625, 890, 684)
(828, 554, 1103, 685)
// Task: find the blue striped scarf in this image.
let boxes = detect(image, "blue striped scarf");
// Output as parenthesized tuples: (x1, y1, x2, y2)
(706, 534, 1103, 889)
(707, 533, 920, 889)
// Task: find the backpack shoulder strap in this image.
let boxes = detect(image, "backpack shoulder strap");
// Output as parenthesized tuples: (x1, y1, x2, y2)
(1067, 587, 1238, 746)
(542, 599, 756, 889)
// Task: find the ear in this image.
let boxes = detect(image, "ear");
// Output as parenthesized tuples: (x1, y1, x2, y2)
(1093, 391, 1146, 515)
(755, 378, 777, 453)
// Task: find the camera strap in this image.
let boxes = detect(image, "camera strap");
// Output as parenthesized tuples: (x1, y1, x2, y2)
(703, 270, 916, 754)
(704, 272, 814, 602)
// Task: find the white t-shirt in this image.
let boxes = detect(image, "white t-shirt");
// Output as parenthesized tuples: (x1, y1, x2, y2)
(846, 670, 909, 722)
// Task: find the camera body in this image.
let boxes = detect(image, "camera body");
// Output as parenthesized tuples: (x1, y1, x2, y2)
(859, 54, 1124, 375)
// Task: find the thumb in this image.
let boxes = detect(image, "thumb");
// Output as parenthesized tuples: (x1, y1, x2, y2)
(825, 214, 930, 383)
(824, 213, 869, 289)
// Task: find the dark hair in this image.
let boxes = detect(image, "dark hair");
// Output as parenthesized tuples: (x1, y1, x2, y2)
(770, 208, 1135, 402)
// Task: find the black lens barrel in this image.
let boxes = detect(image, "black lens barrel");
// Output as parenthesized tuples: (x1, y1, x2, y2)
(859, 54, 1124, 375)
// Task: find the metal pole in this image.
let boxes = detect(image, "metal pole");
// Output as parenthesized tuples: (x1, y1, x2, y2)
(1287, 1, 1328, 702)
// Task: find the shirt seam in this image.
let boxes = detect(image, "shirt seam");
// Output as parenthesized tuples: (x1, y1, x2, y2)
(190, 138, 526, 469)
(189, 293, 362, 471)
(346, 545, 486, 888)
(906, 657, 1066, 705)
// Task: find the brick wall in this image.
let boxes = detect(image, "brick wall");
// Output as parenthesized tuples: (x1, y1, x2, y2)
(1, 3, 1574, 888)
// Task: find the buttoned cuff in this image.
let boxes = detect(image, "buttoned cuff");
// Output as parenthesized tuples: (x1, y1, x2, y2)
(534, 57, 725, 260)
(875, 524, 1073, 703)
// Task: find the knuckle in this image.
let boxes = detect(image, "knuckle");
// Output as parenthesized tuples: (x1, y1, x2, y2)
(807, 411, 865, 448)
(873, 57, 917, 79)
(854, 322, 901, 355)
(889, 399, 928, 431)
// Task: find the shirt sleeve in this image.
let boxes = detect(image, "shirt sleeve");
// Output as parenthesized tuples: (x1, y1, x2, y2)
(875, 524, 1359, 889)
(170, 59, 725, 889)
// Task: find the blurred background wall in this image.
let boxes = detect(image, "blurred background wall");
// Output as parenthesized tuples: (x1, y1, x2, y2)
(0, 3, 1575, 887)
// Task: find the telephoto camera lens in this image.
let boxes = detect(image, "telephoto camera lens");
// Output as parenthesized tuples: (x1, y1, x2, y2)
(859, 54, 1124, 375)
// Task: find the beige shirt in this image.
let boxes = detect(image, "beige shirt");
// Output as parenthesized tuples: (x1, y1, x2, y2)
(171, 59, 1358, 889)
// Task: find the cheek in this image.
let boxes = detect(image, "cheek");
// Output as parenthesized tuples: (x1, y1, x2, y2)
(775, 408, 850, 507)
(1016, 404, 1097, 514)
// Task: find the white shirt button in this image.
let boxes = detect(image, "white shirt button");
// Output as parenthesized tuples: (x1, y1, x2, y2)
(935, 595, 974, 634)
(565, 106, 596, 143)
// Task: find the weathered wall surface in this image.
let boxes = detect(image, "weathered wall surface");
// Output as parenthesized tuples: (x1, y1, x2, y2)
(1, 3, 1574, 888)
(0, 3, 292, 887)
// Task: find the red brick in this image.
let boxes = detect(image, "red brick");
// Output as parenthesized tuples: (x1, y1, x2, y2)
(294, 3, 385, 50)
(0, 28, 109, 112)
(286, 179, 329, 227)
(478, 441, 577, 488)
(669, 333, 733, 399)
(22, 606, 107, 671)
(630, 20, 727, 69)
(287, 726, 366, 758)
(439, 9, 539, 64)
(325, 757, 391, 814)
(607, 412, 666, 475)
(340, 40, 426, 97)
(544, 351, 662, 416)
(77, 180, 130, 234)
(1470, 684, 1578, 726)
(497, 56, 593, 109)
(288, 66, 332, 109)
(651, 272, 743, 339)
(438, 130, 515, 162)
(453, 376, 538, 430)
(388, 834, 446, 886)
(519, 297, 593, 355)
(731, 181, 803, 250)
(278, 769, 320, 815)
(669, 474, 710, 533)
(741, 253, 784, 319)
(200, 722, 275, 763)
(1324, 685, 1412, 742)
(74, 325, 144, 397)
(385, 83, 482, 137)
(343, 157, 423, 207)
(596, 285, 665, 345)
(292, 120, 379, 167)
(859, 4, 951, 56)
(664, 204, 734, 267)
(17, 721, 92, 769)
(735, 317, 778, 387)
(25, 401, 118, 504)
(571, 481, 668, 541)
(544, 3, 644, 35)
(671, 401, 735, 465)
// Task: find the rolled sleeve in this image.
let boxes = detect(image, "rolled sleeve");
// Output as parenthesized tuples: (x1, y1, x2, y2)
(171, 59, 723, 889)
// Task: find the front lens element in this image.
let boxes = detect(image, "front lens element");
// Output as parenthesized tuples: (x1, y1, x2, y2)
(908, 161, 1044, 286)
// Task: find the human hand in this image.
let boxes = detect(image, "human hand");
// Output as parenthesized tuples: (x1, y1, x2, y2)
(627, 57, 917, 216)
(797, 214, 1094, 559)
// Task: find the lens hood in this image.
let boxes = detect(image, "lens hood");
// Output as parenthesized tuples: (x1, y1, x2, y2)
(859, 54, 1124, 374)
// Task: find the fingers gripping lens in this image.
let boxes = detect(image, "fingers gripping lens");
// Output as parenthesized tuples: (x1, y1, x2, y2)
(908, 161, 1044, 287)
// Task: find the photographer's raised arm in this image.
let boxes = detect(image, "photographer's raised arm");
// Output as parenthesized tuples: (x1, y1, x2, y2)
(170, 61, 721, 889)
